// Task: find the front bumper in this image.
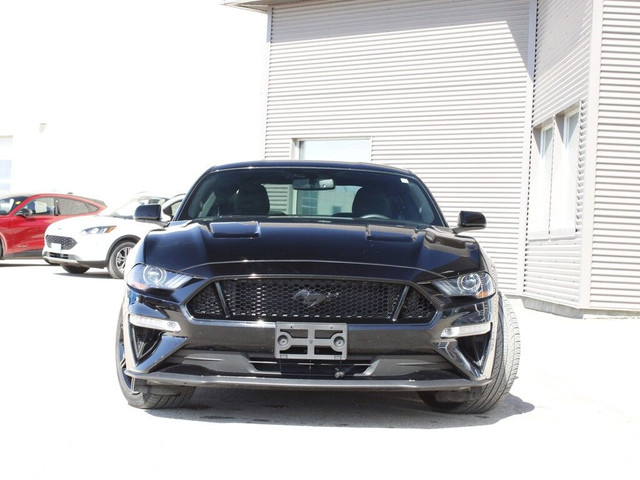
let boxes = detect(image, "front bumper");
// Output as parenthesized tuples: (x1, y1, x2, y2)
(121, 288, 499, 392)
(43, 234, 114, 268)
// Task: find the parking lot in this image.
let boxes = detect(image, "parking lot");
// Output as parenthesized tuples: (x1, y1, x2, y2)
(2, 260, 639, 479)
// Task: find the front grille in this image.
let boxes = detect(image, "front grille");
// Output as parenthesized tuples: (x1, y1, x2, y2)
(188, 284, 225, 318)
(399, 288, 436, 319)
(187, 278, 436, 324)
(222, 279, 402, 321)
(47, 253, 70, 259)
(45, 235, 77, 250)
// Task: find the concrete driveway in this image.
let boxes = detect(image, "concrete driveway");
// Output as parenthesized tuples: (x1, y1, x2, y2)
(2, 260, 638, 479)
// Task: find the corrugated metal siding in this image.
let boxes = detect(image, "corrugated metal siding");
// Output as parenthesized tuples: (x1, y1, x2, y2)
(531, 0, 592, 124)
(523, 0, 591, 307)
(590, 0, 640, 310)
(265, 0, 531, 292)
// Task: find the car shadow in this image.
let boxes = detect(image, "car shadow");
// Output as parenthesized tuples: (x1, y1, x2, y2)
(51, 270, 114, 280)
(148, 388, 534, 429)
(0, 260, 49, 267)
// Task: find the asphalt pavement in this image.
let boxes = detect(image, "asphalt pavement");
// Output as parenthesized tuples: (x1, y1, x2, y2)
(2, 260, 638, 479)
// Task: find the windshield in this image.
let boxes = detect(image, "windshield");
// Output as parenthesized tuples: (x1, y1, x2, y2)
(0, 196, 28, 215)
(178, 167, 445, 227)
(100, 195, 168, 219)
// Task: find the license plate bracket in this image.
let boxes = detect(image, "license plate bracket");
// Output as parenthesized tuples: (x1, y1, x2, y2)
(275, 323, 347, 360)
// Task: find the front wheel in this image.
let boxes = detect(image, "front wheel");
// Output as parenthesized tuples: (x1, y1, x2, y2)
(115, 312, 195, 409)
(418, 293, 520, 413)
(107, 240, 136, 279)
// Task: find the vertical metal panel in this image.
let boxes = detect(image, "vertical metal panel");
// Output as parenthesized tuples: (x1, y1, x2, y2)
(523, 0, 591, 308)
(265, 0, 532, 293)
(590, 0, 640, 310)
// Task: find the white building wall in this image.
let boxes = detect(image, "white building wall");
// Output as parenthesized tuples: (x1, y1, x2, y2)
(590, 0, 640, 310)
(523, 0, 592, 308)
(264, 0, 532, 292)
(0, 135, 13, 194)
(531, 0, 592, 124)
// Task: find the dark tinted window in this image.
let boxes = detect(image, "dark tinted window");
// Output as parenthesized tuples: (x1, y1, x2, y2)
(57, 198, 99, 215)
(179, 167, 445, 227)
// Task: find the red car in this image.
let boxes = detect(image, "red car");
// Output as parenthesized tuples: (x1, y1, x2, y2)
(0, 193, 106, 260)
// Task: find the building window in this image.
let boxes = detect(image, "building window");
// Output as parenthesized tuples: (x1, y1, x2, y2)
(290, 138, 371, 215)
(296, 138, 370, 162)
(529, 108, 580, 239)
(529, 124, 553, 236)
(550, 110, 579, 235)
(0, 136, 12, 194)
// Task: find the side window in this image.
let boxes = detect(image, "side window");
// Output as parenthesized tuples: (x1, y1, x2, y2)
(28, 197, 55, 215)
(57, 198, 98, 215)
(162, 199, 184, 220)
(168, 202, 181, 217)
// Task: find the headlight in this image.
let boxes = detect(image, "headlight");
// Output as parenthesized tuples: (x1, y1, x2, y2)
(127, 264, 192, 291)
(432, 272, 495, 299)
(81, 226, 116, 234)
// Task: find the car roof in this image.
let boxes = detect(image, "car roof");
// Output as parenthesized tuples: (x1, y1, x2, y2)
(202, 160, 419, 177)
(3, 192, 105, 204)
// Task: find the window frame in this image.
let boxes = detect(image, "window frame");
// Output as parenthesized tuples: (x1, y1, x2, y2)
(529, 106, 581, 241)
(549, 108, 580, 238)
(529, 121, 554, 239)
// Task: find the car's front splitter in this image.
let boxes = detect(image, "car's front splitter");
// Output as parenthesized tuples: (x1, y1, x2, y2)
(124, 369, 491, 392)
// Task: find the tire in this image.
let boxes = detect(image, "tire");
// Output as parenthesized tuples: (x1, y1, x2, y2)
(115, 312, 195, 409)
(419, 293, 520, 413)
(107, 240, 136, 279)
(62, 265, 89, 274)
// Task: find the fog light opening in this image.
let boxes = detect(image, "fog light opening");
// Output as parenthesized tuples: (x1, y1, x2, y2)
(129, 314, 181, 333)
(441, 322, 490, 338)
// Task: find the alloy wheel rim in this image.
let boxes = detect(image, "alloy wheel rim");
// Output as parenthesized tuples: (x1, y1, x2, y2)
(116, 246, 131, 273)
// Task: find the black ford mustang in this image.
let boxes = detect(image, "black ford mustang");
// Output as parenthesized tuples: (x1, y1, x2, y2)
(116, 161, 520, 413)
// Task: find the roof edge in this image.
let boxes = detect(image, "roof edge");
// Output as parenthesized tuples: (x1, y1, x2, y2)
(222, 1, 343, 12)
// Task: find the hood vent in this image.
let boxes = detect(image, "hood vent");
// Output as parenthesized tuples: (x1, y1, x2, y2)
(365, 225, 416, 242)
(210, 221, 261, 238)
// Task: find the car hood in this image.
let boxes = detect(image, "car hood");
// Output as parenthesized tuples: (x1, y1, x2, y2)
(140, 220, 484, 282)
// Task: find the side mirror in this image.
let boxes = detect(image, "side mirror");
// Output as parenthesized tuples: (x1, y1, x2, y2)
(134, 204, 162, 223)
(454, 211, 486, 233)
(17, 208, 33, 218)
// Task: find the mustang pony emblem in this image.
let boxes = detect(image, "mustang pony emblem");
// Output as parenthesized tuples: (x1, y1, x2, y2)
(293, 289, 339, 308)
